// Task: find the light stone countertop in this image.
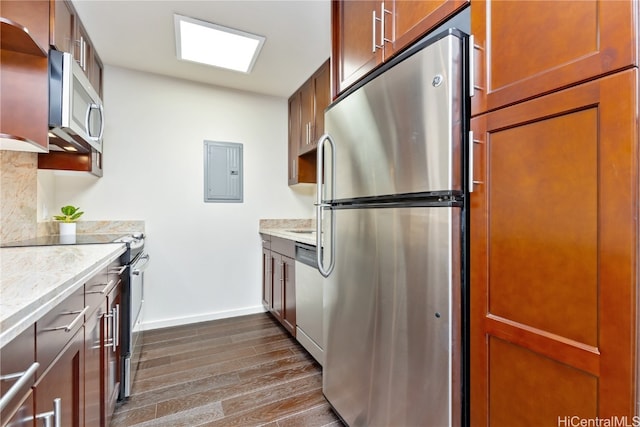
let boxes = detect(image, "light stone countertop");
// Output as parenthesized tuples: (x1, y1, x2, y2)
(259, 218, 317, 246)
(0, 243, 126, 348)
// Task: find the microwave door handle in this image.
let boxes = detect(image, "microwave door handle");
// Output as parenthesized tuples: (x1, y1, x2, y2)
(85, 103, 104, 141)
(97, 104, 105, 140)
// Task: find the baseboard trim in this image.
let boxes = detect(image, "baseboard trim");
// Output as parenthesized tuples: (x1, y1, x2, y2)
(141, 305, 267, 331)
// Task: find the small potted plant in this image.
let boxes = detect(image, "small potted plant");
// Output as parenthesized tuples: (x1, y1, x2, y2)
(53, 205, 84, 236)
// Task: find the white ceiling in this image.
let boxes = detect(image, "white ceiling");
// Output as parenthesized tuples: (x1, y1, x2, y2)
(72, 0, 331, 98)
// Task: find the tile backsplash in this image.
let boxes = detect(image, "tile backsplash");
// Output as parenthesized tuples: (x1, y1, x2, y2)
(0, 151, 37, 244)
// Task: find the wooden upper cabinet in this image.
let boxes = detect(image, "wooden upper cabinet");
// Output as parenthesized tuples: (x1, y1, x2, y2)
(471, 0, 638, 115)
(332, 0, 382, 95)
(469, 70, 638, 426)
(390, 0, 469, 57)
(0, 0, 49, 151)
(49, 0, 75, 54)
(49, 0, 104, 97)
(88, 44, 103, 96)
(299, 78, 315, 154)
(288, 59, 329, 185)
(288, 92, 302, 185)
(332, 0, 469, 95)
(299, 59, 330, 156)
(312, 61, 330, 143)
(0, 0, 50, 50)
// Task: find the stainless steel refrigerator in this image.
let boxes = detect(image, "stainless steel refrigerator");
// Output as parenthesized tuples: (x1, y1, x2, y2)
(315, 29, 470, 427)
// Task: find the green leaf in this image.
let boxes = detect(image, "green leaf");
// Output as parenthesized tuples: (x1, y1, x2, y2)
(53, 205, 84, 222)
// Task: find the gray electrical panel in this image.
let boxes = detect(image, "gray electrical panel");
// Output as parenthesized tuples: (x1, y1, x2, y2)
(204, 141, 243, 203)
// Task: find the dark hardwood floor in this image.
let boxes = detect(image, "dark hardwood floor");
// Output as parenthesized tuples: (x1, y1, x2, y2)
(110, 313, 344, 427)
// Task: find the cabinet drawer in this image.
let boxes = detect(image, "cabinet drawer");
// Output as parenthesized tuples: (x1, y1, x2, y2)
(36, 286, 86, 376)
(0, 326, 36, 423)
(84, 266, 111, 311)
(108, 258, 127, 285)
(271, 236, 295, 258)
(261, 233, 271, 249)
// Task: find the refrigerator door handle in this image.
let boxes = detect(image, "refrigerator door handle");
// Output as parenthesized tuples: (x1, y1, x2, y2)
(316, 133, 336, 277)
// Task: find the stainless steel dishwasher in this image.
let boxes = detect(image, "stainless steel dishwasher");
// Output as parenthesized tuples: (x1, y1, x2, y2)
(295, 242, 324, 365)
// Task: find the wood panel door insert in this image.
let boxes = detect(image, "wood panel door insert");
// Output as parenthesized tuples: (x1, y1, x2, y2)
(471, 0, 637, 115)
(332, 0, 382, 95)
(470, 69, 638, 426)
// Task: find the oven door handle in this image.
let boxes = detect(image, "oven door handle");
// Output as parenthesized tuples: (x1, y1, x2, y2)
(132, 254, 150, 275)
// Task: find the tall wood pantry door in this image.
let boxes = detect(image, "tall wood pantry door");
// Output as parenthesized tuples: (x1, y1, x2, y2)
(469, 69, 638, 426)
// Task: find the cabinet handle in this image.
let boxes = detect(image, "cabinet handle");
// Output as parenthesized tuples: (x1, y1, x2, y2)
(44, 306, 89, 332)
(379, 2, 391, 49)
(82, 37, 88, 71)
(372, 9, 377, 53)
(110, 265, 127, 275)
(104, 304, 119, 351)
(35, 397, 62, 427)
(469, 131, 484, 190)
(470, 36, 485, 96)
(0, 362, 39, 412)
(468, 35, 475, 98)
(113, 304, 119, 351)
(86, 279, 116, 295)
(372, 3, 391, 52)
(80, 36, 85, 70)
(468, 131, 474, 193)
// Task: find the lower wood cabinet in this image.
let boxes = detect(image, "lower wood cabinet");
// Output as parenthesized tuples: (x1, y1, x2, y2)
(1, 261, 123, 427)
(280, 254, 296, 335)
(0, 326, 36, 427)
(261, 235, 273, 309)
(34, 326, 84, 427)
(86, 261, 123, 427)
(85, 302, 104, 427)
(261, 234, 296, 336)
(470, 69, 637, 424)
(104, 282, 122, 426)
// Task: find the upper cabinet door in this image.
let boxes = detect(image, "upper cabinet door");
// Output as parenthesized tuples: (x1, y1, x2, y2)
(299, 79, 315, 154)
(389, 0, 469, 58)
(288, 92, 301, 185)
(50, 0, 75, 54)
(471, 0, 638, 115)
(332, 0, 469, 96)
(332, 0, 383, 95)
(312, 60, 331, 143)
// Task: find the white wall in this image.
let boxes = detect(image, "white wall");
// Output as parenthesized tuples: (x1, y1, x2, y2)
(51, 65, 315, 329)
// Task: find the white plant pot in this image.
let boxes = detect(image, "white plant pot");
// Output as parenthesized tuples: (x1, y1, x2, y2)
(59, 222, 77, 236)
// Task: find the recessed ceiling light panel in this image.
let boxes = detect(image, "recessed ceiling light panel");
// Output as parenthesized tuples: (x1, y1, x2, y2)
(174, 14, 265, 73)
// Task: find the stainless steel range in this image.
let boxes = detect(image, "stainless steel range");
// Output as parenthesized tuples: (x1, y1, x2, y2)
(114, 234, 150, 399)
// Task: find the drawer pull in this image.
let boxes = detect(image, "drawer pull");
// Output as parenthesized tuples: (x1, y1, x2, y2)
(44, 306, 89, 332)
(86, 279, 116, 295)
(35, 397, 61, 427)
(110, 265, 127, 275)
(104, 304, 119, 352)
(0, 362, 39, 412)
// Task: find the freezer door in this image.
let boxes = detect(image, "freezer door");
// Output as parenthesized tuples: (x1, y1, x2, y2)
(323, 206, 461, 427)
(323, 33, 463, 202)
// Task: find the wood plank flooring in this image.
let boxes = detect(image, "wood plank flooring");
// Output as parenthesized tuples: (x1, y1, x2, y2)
(110, 312, 344, 427)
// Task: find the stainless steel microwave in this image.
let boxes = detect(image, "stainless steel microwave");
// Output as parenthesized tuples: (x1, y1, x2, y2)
(49, 50, 104, 153)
